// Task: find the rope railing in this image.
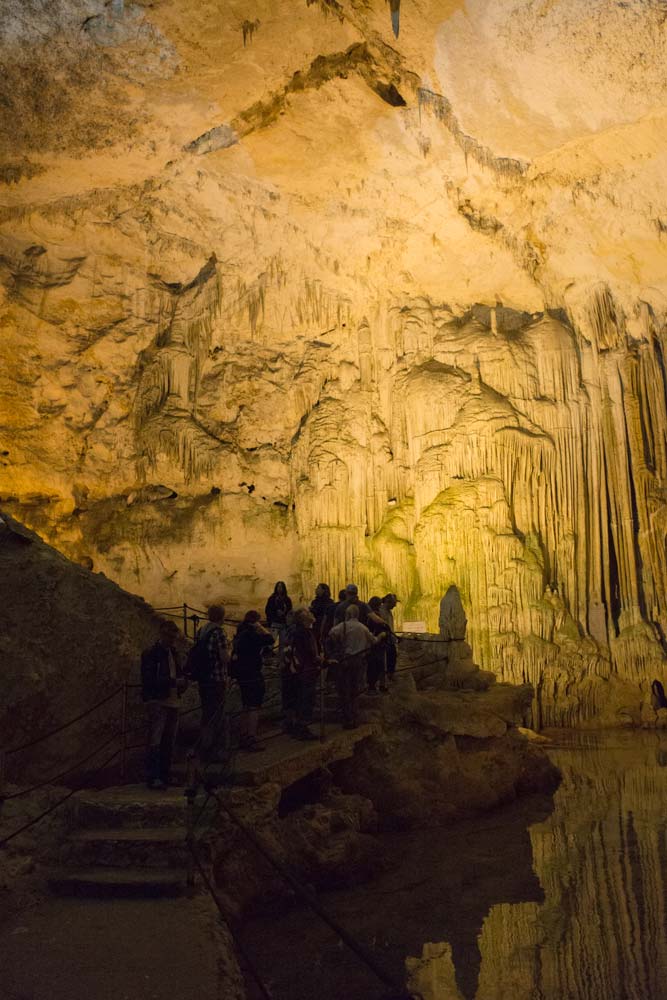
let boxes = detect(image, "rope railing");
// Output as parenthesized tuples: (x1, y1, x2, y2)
(0, 745, 123, 849)
(5, 686, 125, 756)
(0, 603, 451, 838)
(201, 787, 423, 1000)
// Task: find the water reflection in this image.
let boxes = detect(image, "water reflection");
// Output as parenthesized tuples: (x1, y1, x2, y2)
(240, 732, 667, 1000)
(411, 730, 667, 1000)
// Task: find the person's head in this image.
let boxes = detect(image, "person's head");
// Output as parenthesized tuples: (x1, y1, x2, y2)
(243, 610, 262, 625)
(338, 589, 347, 602)
(368, 596, 382, 612)
(274, 581, 288, 597)
(345, 605, 360, 621)
(315, 583, 331, 599)
(158, 619, 180, 648)
(345, 583, 359, 599)
(208, 604, 225, 624)
(294, 606, 315, 628)
(382, 593, 397, 609)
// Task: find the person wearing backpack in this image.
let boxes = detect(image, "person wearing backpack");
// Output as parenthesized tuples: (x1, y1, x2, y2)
(189, 605, 229, 762)
(232, 611, 275, 752)
(141, 619, 187, 789)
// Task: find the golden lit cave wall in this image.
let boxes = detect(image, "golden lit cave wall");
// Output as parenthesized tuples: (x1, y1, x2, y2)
(3, 242, 667, 726)
(292, 301, 667, 725)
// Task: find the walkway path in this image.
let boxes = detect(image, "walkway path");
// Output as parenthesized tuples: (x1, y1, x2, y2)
(0, 894, 243, 1000)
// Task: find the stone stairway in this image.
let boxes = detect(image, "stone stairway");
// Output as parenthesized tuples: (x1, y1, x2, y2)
(47, 785, 200, 898)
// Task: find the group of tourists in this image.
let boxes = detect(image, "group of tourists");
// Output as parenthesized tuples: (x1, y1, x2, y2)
(140, 582, 399, 790)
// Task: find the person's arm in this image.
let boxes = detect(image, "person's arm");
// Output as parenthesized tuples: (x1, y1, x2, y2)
(265, 597, 273, 622)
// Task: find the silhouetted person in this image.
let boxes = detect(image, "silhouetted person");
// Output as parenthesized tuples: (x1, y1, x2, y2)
(265, 580, 292, 630)
(194, 605, 229, 762)
(367, 596, 389, 693)
(141, 619, 186, 789)
(379, 593, 399, 680)
(327, 605, 383, 729)
(309, 582, 336, 650)
(285, 607, 322, 740)
(334, 582, 370, 625)
(266, 580, 292, 666)
(233, 611, 274, 752)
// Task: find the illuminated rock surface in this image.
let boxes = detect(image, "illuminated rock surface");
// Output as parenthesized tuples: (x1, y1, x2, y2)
(2, 1, 667, 722)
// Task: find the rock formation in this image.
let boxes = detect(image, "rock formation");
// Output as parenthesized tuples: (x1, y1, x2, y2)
(2, 0, 667, 723)
(0, 513, 167, 778)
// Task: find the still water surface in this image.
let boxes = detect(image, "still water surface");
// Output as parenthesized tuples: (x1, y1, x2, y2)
(241, 731, 667, 1000)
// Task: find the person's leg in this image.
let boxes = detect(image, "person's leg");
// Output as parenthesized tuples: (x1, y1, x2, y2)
(386, 642, 397, 680)
(338, 663, 355, 728)
(159, 707, 179, 784)
(295, 677, 317, 739)
(379, 647, 387, 691)
(348, 655, 365, 727)
(146, 703, 166, 787)
(281, 670, 298, 732)
(367, 650, 381, 692)
(200, 682, 226, 761)
(199, 683, 215, 760)
(240, 678, 266, 752)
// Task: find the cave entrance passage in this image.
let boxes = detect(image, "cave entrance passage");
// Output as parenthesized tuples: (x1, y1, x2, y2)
(439, 585, 467, 641)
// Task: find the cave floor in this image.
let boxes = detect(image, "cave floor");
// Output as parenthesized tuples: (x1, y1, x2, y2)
(0, 895, 227, 1000)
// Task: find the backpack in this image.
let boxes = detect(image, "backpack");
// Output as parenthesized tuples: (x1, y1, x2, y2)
(185, 635, 211, 682)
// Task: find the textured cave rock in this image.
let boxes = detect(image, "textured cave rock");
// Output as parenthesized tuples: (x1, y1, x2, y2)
(2, 0, 667, 724)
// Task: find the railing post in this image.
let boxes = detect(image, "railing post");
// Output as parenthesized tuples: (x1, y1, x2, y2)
(185, 751, 197, 889)
(120, 683, 129, 781)
(183, 603, 188, 639)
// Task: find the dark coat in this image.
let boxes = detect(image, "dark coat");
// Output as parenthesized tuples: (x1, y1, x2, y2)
(233, 623, 274, 680)
(289, 625, 321, 682)
(141, 643, 182, 702)
(265, 593, 292, 626)
(333, 597, 370, 626)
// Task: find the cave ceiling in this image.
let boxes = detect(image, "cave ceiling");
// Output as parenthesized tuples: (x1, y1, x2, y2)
(2, 0, 667, 722)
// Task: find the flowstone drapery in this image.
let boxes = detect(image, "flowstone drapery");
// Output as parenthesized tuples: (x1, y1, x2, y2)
(2, 0, 667, 724)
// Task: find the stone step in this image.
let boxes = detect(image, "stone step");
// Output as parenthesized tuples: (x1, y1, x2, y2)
(47, 867, 188, 899)
(62, 827, 196, 869)
(73, 785, 192, 830)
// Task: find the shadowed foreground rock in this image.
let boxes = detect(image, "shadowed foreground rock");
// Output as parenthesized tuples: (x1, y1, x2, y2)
(0, 512, 167, 778)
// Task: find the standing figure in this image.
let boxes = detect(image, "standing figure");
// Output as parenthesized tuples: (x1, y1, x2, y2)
(193, 605, 229, 762)
(309, 582, 336, 651)
(141, 619, 186, 789)
(265, 580, 293, 631)
(326, 605, 384, 729)
(233, 611, 274, 753)
(367, 596, 389, 694)
(285, 607, 322, 741)
(379, 593, 399, 681)
(265, 580, 293, 665)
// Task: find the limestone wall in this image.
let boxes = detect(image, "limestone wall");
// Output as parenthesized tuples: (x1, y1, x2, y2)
(2, 0, 667, 723)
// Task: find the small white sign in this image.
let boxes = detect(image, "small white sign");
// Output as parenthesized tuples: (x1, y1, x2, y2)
(401, 620, 428, 633)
